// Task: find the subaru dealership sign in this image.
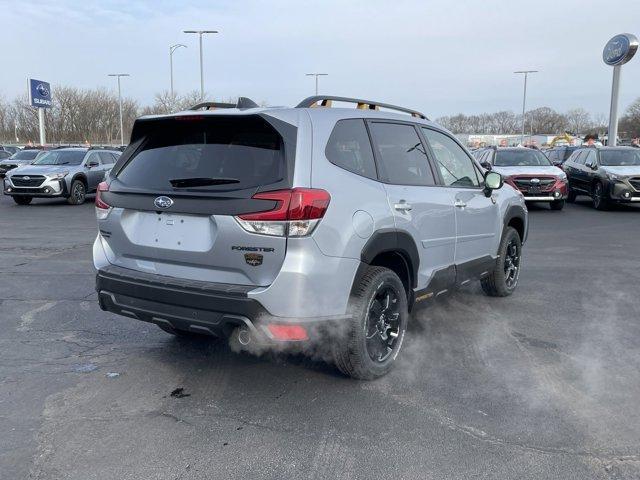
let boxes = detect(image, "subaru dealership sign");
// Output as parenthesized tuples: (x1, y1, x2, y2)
(28, 79, 52, 108)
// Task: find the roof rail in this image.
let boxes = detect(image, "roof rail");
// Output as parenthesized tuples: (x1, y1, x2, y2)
(295, 95, 428, 120)
(189, 96, 259, 111)
(189, 101, 236, 111)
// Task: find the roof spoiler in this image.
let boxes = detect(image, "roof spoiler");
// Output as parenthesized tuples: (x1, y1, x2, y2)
(296, 95, 428, 120)
(189, 96, 259, 111)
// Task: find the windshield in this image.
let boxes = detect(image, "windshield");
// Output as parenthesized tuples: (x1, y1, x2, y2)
(599, 149, 640, 166)
(9, 150, 40, 161)
(117, 116, 285, 191)
(494, 149, 552, 167)
(33, 150, 86, 166)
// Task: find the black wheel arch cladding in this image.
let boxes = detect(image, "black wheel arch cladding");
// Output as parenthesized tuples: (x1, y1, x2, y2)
(71, 174, 88, 188)
(357, 229, 419, 292)
(503, 204, 527, 243)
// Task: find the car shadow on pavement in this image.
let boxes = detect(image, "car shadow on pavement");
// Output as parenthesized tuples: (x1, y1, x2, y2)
(7, 197, 95, 207)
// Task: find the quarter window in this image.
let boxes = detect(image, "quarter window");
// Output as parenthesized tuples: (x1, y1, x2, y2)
(325, 119, 377, 179)
(98, 152, 116, 165)
(368, 122, 435, 186)
(422, 128, 480, 187)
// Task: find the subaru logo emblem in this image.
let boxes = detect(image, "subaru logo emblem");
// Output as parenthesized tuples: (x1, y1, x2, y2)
(530, 178, 540, 184)
(154, 196, 173, 209)
(23, 176, 30, 181)
(36, 83, 49, 97)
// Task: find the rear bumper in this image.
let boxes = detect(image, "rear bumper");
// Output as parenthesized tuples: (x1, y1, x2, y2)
(96, 265, 348, 343)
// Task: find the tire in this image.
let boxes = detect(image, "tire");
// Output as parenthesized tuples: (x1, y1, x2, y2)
(481, 226, 522, 297)
(13, 196, 33, 205)
(67, 180, 86, 205)
(333, 266, 409, 380)
(566, 188, 577, 203)
(591, 182, 609, 211)
(550, 200, 565, 211)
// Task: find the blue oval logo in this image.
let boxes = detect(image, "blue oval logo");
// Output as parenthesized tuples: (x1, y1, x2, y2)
(154, 196, 173, 209)
(36, 83, 49, 97)
(603, 34, 637, 66)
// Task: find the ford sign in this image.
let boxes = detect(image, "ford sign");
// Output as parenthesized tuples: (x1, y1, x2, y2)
(603, 34, 639, 66)
(154, 196, 174, 209)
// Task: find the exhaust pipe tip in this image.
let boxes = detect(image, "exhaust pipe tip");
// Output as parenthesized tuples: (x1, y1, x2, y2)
(237, 327, 251, 346)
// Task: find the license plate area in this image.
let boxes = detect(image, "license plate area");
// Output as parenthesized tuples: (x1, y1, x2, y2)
(122, 211, 215, 252)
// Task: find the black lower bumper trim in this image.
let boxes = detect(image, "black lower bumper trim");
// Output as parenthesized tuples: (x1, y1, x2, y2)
(96, 265, 266, 336)
(96, 265, 347, 341)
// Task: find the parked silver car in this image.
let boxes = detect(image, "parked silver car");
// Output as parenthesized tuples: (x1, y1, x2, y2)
(3, 147, 120, 205)
(0, 148, 49, 178)
(93, 96, 528, 379)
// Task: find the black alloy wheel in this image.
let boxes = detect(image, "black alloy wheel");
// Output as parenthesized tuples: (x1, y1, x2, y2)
(68, 180, 86, 205)
(504, 238, 521, 289)
(592, 182, 608, 210)
(364, 285, 401, 363)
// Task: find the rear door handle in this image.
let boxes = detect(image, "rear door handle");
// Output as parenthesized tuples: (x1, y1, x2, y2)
(394, 202, 412, 212)
(454, 199, 466, 208)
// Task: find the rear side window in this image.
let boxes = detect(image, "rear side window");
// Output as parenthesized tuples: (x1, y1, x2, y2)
(325, 119, 376, 179)
(117, 116, 285, 191)
(368, 122, 435, 186)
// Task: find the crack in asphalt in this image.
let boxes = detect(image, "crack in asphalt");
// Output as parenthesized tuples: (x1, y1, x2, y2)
(432, 408, 640, 465)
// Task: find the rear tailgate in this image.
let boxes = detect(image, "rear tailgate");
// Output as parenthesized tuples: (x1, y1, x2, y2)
(98, 114, 296, 286)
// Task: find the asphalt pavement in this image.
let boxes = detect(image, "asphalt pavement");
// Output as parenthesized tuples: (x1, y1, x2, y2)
(1, 193, 639, 480)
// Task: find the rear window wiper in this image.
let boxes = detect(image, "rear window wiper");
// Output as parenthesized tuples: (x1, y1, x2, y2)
(169, 177, 241, 188)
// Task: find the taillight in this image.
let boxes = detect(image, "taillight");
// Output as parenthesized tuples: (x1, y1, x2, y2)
(95, 181, 112, 220)
(235, 188, 330, 237)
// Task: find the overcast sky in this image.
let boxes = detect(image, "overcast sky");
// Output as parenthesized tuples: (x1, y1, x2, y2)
(2, 0, 640, 118)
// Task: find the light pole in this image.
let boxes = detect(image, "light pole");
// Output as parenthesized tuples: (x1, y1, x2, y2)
(305, 73, 328, 95)
(514, 70, 538, 145)
(169, 44, 187, 97)
(183, 30, 218, 100)
(108, 73, 130, 146)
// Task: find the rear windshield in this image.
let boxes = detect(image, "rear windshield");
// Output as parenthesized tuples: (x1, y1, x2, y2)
(117, 116, 285, 191)
(10, 150, 40, 160)
(600, 149, 640, 166)
(494, 149, 551, 167)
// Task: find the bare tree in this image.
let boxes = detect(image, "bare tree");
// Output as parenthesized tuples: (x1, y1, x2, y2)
(564, 108, 592, 135)
(620, 97, 640, 137)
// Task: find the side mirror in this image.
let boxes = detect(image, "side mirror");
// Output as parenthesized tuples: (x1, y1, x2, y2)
(483, 171, 503, 197)
(480, 161, 492, 170)
(86, 161, 99, 168)
(589, 162, 598, 171)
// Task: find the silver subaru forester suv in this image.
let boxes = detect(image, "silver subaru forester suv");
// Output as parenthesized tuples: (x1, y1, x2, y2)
(94, 96, 528, 379)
